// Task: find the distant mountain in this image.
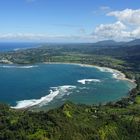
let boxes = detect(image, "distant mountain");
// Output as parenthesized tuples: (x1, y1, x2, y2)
(125, 39, 140, 46)
(93, 40, 125, 47)
(91, 39, 140, 48)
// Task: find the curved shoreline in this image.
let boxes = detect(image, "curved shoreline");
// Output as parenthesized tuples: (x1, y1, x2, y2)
(43, 62, 136, 84)
(0, 62, 137, 109)
(0, 61, 136, 84)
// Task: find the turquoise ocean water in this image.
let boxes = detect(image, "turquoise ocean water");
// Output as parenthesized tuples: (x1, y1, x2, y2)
(0, 63, 135, 109)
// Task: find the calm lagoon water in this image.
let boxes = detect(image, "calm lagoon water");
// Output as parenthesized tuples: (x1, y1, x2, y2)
(0, 63, 135, 109)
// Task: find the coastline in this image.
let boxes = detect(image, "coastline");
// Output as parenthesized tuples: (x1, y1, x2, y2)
(43, 62, 136, 84)
(0, 61, 137, 109)
(0, 60, 136, 84)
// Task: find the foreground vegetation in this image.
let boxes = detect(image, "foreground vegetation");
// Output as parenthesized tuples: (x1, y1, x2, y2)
(0, 42, 140, 139)
(1, 97, 140, 140)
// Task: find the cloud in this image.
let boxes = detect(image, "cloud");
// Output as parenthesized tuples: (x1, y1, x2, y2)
(107, 9, 140, 25)
(93, 21, 127, 40)
(1, 24, 140, 42)
(0, 33, 46, 40)
(78, 28, 86, 34)
(92, 6, 111, 15)
(92, 21, 140, 41)
(100, 6, 111, 12)
(95, 21, 126, 32)
(130, 27, 140, 38)
(91, 8, 140, 41)
(1, 8, 140, 42)
(52, 24, 82, 28)
(0, 33, 93, 42)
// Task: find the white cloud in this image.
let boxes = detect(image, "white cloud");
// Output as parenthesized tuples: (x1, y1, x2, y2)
(100, 6, 111, 12)
(91, 8, 140, 41)
(93, 6, 111, 15)
(1, 8, 140, 42)
(0, 33, 93, 42)
(0, 33, 46, 40)
(93, 21, 127, 40)
(131, 27, 140, 38)
(107, 9, 140, 25)
(92, 21, 140, 41)
(78, 28, 86, 34)
(95, 21, 126, 32)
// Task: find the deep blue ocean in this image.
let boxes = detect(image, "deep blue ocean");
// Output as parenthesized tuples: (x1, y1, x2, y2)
(0, 63, 135, 110)
(0, 42, 42, 52)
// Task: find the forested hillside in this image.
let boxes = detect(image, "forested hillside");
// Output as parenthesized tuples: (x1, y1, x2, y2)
(1, 97, 140, 140)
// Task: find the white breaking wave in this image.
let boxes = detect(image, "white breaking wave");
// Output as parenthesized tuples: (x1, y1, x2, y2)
(13, 48, 28, 51)
(11, 85, 76, 109)
(78, 64, 124, 80)
(112, 73, 120, 79)
(78, 79, 101, 84)
(94, 66, 125, 80)
(94, 66, 114, 73)
(0, 65, 38, 69)
(13, 48, 21, 51)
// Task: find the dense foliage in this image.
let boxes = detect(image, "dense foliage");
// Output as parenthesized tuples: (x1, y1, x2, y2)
(0, 97, 140, 140)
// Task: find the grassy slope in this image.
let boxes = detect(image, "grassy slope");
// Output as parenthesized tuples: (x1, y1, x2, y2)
(0, 99, 140, 140)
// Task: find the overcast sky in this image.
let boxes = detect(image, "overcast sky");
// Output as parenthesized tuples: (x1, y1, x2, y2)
(0, 0, 140, 42)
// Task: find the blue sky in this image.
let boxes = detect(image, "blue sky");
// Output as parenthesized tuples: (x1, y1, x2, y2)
(0, 0, 140, 42)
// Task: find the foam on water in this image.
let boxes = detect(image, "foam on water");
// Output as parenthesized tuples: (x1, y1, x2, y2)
(13, 48, 22, 51)
(0, 65, 38, 69)
(11, 85, 76, 109)
(78, 64, 125, 80)
(91, 66, 126, 80)
(78, 79, 101, 84)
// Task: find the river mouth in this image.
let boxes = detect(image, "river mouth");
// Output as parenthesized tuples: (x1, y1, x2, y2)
(0, 63, 136, 110)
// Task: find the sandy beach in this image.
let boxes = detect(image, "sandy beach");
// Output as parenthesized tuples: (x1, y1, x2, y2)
(43, 62, 136, 84)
